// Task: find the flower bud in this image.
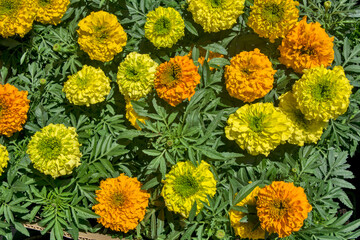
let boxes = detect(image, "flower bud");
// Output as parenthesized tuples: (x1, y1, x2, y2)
(215, 229, 226, 239)
(39, 78, 47, 85)
(53, 43, 61, 52)
(324, 1, 331, 12)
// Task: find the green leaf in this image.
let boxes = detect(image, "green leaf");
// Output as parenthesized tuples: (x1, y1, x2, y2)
(72, 206, 99, 219)
(14, 222, 30, 237)
(188, 201, 197, 222)
(185, 20, 198, 36)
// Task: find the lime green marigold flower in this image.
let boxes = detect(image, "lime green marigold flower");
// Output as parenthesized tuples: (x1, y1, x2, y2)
(225, 102, 292, 156)
(279, 91, 327, 146)
(117, 52, 158, 100)
(292, 66, 353, 122)
(27, 124, 82, 178)
(161, 161, 217, 218)
(0, 144, 9, 176)
(187, 0, 245, 32)
(144, 7, 185, 48)
(63, 65, 111, 107)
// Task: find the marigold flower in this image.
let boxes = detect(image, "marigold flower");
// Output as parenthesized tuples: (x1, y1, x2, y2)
(0, 83, 30, 137)
(92, 174, 150, 233)
(0, 144, 9, 176)
(77, 11, 127, 62)
(225, 49, 276, 103)
(125, 99, 148, 130)
(187, 0, 245, 32)
(26, 124, 81, 178)
(35, 0, 69, 25)
(188, 47, 224, 70)
(257, 181, 312, 238)
(144, 7, 185, 48)
(248, 0, 299, 43)
(161, 161, 217, 218)
(154, 55, 200, 107)
(292, 66, 353, 122)
(0, 0, 36, 38)
(117, 52, 158, 100)
(229, 186, 265, 239)
(225, 102, 292, 156)
(279, 91, 327, 146)
(278, 16, 334, 73)
(63, 65, 111, 107)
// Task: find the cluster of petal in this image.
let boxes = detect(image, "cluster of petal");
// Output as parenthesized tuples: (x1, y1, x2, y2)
(154, 55, 200, 107)
(187, 0, 245, 32)
(257, 181, 312, 238)
(63, 65, 111, 107)
(0, 144, 9, 176)
(292, 66, 353, 122)
(92, 174, 150, 233)
(77, 11, 127, 62)
(278, 16, 334, 73)
(225, 102, 292, 156)
(229, 186, 265, 239)
(248, 0, 299, 43)
(26, 124, 82, 178)
(225, 48, 276, 102)
(161, 161, 217, 218)
(125, 99, 148, 130)
(279, 91, 327, 146)
(0, 0, 36, 37)
(0, 83, 30, 137)
(117, 52, 158, 100)
(144, 7, 184, 48)
(188, 47, 224, 70)
(35, 0, 69, 25)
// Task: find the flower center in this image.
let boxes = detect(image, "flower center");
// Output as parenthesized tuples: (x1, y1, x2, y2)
(208, 0, 222, 8)
(94, 26, 109, 41)
(112, 192, 126, 207)
(39, 0, 51, 7)
(249, 114, 265, 132)
(0, 0, 20, 16)
(154, 17, 171, 35)
(311, 80, 333, 101)
(263, 3, 285, 24)
(269, 199, 289, 219)
(125, 67, 141, 81)
(160, 62, 182, 87)
(173, 174, 200, 198)
(75, 75, 90, 89)
(241, 68, 251, 75)
(300, 48, 316, 55)
(38, 137, 62, 160)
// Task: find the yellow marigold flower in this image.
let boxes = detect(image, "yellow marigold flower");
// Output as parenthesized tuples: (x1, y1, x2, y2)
(117, 52, 158, 100)
(187, 47, 224, 70)
(257, 181, 312, 238)
(0, 83, 30, 137)
(161, 161, 217, 218)
(279, 91, 327, 146)
(0, 144, 9, 176)
(225, 102, 292, 156)
(292, 65, 353, 122)
(35, 0, 69, 25)
(144, 7, 184, 49)
(248, 0, 299, 43)
(229, 186, 265, 239)
(225, 49, 276, 103)
(77, 11, 127, 62)
(0, 0, 36, 38)
(278, 16, 334, 73)
(125, 99, 148, 130)
(63, 65, 111, 107)
(92, 174, 150, 233)
(26, 124, 81, 179)
(154, 55, 200, 107)
(187, 0, 245, 32)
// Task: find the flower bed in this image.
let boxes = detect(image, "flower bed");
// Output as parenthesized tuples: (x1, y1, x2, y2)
(1, 0, 360, 239)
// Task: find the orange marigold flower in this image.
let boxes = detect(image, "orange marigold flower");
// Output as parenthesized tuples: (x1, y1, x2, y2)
(225, 48, 276, 102)
(188, 47, 224, 70)
(92, 174, 150, 233)
(0, 83, 30, 137)
(278, 16, 334, 73)
(154, 55, 200, 107)
(257, 181, 312, 238)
